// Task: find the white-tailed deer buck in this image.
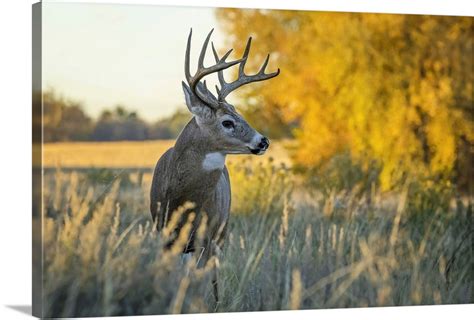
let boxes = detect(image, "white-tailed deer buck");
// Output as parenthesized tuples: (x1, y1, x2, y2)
(150, 29, 279, 302)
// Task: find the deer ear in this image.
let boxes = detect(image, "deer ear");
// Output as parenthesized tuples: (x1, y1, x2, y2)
(182, 81, 193, 110)
(182, 82, 214, 121)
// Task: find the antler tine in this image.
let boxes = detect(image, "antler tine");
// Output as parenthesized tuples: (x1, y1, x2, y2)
(212, 42, 227, 89)
(260, 54, 270, 73)
(257, 54, 280, 79)
(198, 28, 214, 69)
(185, 28, 193, 83)
(216, 36, 280, 101)
(239, 37, 252, 76)
(185, 28, 243, 109)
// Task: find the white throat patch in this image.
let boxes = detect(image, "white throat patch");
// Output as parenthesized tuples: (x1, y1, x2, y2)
(202, 152, 226, 171)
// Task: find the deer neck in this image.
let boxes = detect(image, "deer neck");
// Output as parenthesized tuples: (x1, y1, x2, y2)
(171, 118, 226, 200)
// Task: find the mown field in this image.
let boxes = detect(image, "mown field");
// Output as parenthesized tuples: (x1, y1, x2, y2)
(40, 141, 473, 317)
(42, 140, 292, 168)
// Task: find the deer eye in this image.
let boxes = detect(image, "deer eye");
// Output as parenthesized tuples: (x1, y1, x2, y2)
(222, 120, 235, 129)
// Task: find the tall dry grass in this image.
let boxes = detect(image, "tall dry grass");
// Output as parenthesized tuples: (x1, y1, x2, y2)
(40, 159, 472, 317)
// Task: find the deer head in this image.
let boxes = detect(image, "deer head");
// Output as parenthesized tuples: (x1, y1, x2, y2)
(181, 29, 280, 155)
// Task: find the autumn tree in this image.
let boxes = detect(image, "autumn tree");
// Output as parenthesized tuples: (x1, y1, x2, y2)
(216, 10, 473, 190)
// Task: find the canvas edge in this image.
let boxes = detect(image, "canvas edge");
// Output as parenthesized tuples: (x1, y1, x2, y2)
(32, 1, 43, 318)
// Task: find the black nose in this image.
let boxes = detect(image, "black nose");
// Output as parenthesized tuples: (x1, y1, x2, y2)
(258, 137, 270, 150)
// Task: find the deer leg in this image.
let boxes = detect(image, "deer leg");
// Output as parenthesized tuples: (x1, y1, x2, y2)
(212, 265, 219, 308)
(211, 242, 222, 310)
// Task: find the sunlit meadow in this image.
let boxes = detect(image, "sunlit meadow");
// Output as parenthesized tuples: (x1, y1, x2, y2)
(40, 142, 472, 317)
(37, 6, 472, 318)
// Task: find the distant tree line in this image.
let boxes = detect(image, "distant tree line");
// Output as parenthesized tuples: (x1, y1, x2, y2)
(39, 89, 190, 142)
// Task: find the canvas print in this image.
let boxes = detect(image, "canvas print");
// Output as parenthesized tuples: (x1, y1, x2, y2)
(32, 2, 473, 318)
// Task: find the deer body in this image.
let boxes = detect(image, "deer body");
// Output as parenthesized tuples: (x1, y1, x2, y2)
(150, 29, 279, 302)
(150, 117, 231, 258)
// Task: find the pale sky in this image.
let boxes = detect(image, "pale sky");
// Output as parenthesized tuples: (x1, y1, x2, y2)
(42, 2, 228, 120)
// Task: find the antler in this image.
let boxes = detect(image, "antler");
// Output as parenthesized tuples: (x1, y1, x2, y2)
(185, 28, 243, 109)
(211, 37, 280, 102)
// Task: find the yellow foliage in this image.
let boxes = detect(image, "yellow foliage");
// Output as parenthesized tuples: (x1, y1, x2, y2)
(217, 10, 473, 190)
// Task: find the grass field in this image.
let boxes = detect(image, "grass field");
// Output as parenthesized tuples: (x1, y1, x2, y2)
(43, 140, 292, 168)
(39, 140, 473, 317)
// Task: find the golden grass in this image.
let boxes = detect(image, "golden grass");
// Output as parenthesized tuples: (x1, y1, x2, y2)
(39, 159, 473, 317)
(42, 140, 292, 168)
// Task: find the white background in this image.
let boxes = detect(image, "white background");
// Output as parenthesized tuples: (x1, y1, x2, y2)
(0, 1, 472, 319)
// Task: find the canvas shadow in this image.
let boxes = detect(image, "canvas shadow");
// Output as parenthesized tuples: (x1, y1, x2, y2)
(6, 305, 32, 316)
